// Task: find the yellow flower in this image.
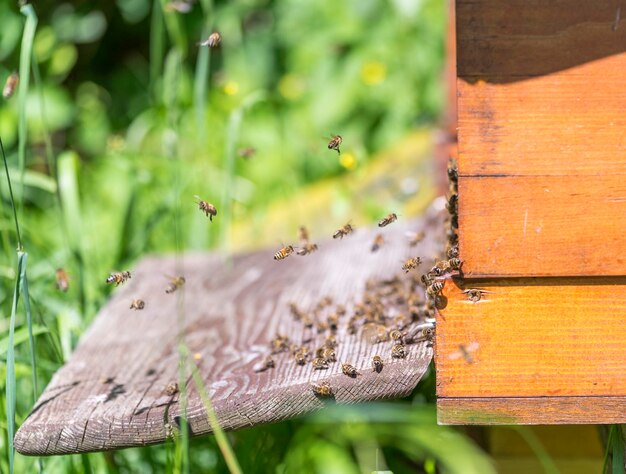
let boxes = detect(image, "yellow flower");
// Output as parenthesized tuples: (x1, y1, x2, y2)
(278, 74, 305, 100)
(360, 61, 386, 85)
(223, 81, 239, 96)
(339, 152, 357, 170)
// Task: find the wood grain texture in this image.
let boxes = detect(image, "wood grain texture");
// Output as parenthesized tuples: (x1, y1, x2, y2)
(14, 213, 442, 456)
(438, 397, 626, 425)
(458, 175, 626, 277)
(435, 277, 626, 399)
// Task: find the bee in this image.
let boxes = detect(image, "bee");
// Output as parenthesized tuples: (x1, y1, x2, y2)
(322, 347, 336, 363)
(451, 214, 458, 229)
(198, 32, 222, 48)
(371, 234, 385, 252)
(55, 268, 70, 292)
(312, 357, 329, 370)
(447, 158, 458, 183)
(427, 281, 445, 297)
(3, 72, 18, 99)
(447, 258, 462, 271)
(274, 245, 294, 261)
(106, 271, 131, 286)
(465, 289, 484, 303)
(372, 355, 383, 373)
(327, 314, 339, 331)
(346, 317, 358, 335)
(165, 276, 186, 294)
(316, 320, 329, 333)
(407, 231, 425, 247)
(289, 303, 304, 320)
(402, 257, 422, 273)
(421, 273, 434, 287)
(165, 382, 179, 396)
(341, 363, 360, 378)
(312, 381, 333, 397)
(302, 314, 314, 329)
(446, 194, 458, 215)
(294, 348, 310, 366)
(429, 261, 447, 277)
(333, 222, 354, 239)
(130, 299, 145, 310)
(238, 147, 256, 159)
(447, 244, 459, 259)
(324, 334, 338, 348)
(335, 305, 346, 316)
(255, 354, 275, 372)
(298, 225, 310, 244)
(270, 334, 290, 354)
(194, 196, 217, 221)
(389, 329, 406, 344)
(327, 134, 342, 154)
(318, 296, 333, 308)
(378, 213, 398, 228)
(391, 343, 407, 359)
(296, 243, 318, 256)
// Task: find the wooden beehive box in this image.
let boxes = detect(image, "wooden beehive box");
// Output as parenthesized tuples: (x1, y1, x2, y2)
(436, 0, 626, 424)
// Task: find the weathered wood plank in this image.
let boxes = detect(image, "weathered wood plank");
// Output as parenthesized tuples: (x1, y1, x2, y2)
(437, 397, 626, 425)
(458, 175, 626, 277)
(14, 212, 442, 455)
(435, 277, 626, 399)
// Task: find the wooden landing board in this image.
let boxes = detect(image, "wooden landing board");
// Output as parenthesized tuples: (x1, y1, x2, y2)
(14, 214, 442, 455)
(435, 276, 626, 424)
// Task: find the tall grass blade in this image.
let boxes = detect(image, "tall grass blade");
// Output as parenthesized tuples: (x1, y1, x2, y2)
(189, 360, 242, 474)
(21, 271, 38, 400)
(149, 0, 164, 102)
(193, 0, 214, 145)
(159, 0, 187, 54)
(0, 138, 22, 251)
(612, 426, 624, 474)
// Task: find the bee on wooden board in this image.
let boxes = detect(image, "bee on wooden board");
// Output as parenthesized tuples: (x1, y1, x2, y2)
(255, 354, 275, 372)
(427, 281, 445, 298)
(312, 357, 329, 370)
(446, 194, 458, 215)
(402, 257, 422, 273)
(371, 234, 385, 253)
(289, 303, 304, 320)
(165, 382, 179, 396)
(296, 243, 318, 256)
(294, 348, 310, 366)
(341, 363, 360, 378)
(391, 343, 407, 359)
(165, 275, 186, 294)
(389, 329, 406, 344)
(270, 334, 290, 354)
(327, 134, 342, 154)
(447, 158, 458, 183)
(378, 213, 398, 228)
(198, 32, 222, 48)
(130, 299, 145, 310)
(335, 305, 346, 316)
(447, 257, 462, 271)
(55, 268, 70, 292)
(407, 231, 425, 247)
(106, 271, 131, 286)
(324, 334, 338, 348)
(3, 72, 18, 99)
(322, 347, 337, 363)
(274, 244, 294, 261)
(372, 355, 383, 373)
(333, 222, 354, 239)
(194, 196, 217, 221)
(312, 381, 333, 397)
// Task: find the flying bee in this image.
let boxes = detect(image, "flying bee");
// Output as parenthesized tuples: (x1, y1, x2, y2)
(341, 363, 360, 378)
(198, 31, 222, 47)
(312, 357, 329, 370)
(55, 268, 70, 292)
(447, 244, 459, 259)
(464, 288, 484, 303)
(3, 72, 18, 99)
(371, 234, 385, 253)
(402, 257, 422, 273)
(427, 281, 445, 297)
(372, 355, 383, 373)
(407, 231, 425, 247)
(391, 343, 407, 359)
(165, 275, 186, 294)
(296, 243, 318, 256)
(130, 299, 145, 310)
(333, 222, 354, 239)
(327, 134, 342, 154)
(238, 147, 256, 159)
(322, 347, 336, 363)
(298, 225, 310, 244)
(448, 342, 479, 364)
(378, 213, 398, 228)
(106, 271, 131, 286)
(447, 257, 462, 271)
(274, 245, 294, 261)
(165, 382, 179, 396)
(446, 194, 458, 215)
(255, 354, 275, 372)
(194, 196, 217, 221)
(312, 381, 333, 397)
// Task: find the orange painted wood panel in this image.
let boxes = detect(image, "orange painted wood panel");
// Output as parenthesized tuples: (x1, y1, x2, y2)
(458, 175, 626, 277)
(435, 277, 626, 398)
(438, 397, 626, 425)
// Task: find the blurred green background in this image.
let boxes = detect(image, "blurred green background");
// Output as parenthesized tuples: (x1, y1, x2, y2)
(0, 0, 608, 473)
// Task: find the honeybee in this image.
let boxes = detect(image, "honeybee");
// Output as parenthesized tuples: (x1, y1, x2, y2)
(274, 245, 294, 261)
(372, 355, 383, 373)
(316, 320, 329, 333)
(238, 147, 256, 159)
(447, 158, 458, 183)
(451, 214, 458, 229)
(446, 194, 458, 215)
(312, 357, 329, 370)
(324, 334, 338, 348)
(322, 347, 336, 363)
(302, 315, 314, 329)
(165, 382, 179, 396)
(294, 347, 310, 366)
(194, 196, 217, 221)
(3, 72, 18, 99)
(106, 271, 131, 286)
(427, 281, 445, 297)
(335, 305, 346, 316)
(421, 273, 434, 287)
(130, 299, 145, 310)
(333, 222, 354, 239)
(346, 317, 358, 335)
(298, 225, 310, 244)
(296, 243, 318, 256)
(407, 231, 425, 247)
(391, 343, 406, 359)
(165, 275, 186, 294)
(448, 342, 479, 364)
(447, 244, 459, 259)
(402, 257, 422, 273)
(270, 334, 290, 354)
(55, 268, 70, 292)
(312, 381, 333, 397)
(464, 289, 484, 303)
(289, 303, 304, 320)
(327, 314, 339, 332)
(378, 213, 398, 228)
(389, 329, 406, 344)
(429, 261, 447, 277)
(255, 354, 275, 372)
(371, 234, 385, 253)
(341, 363, 360, 378)
(447, 258, 462, 271)
(198, 32, 222, 48)
(327, 134, 342, 154)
